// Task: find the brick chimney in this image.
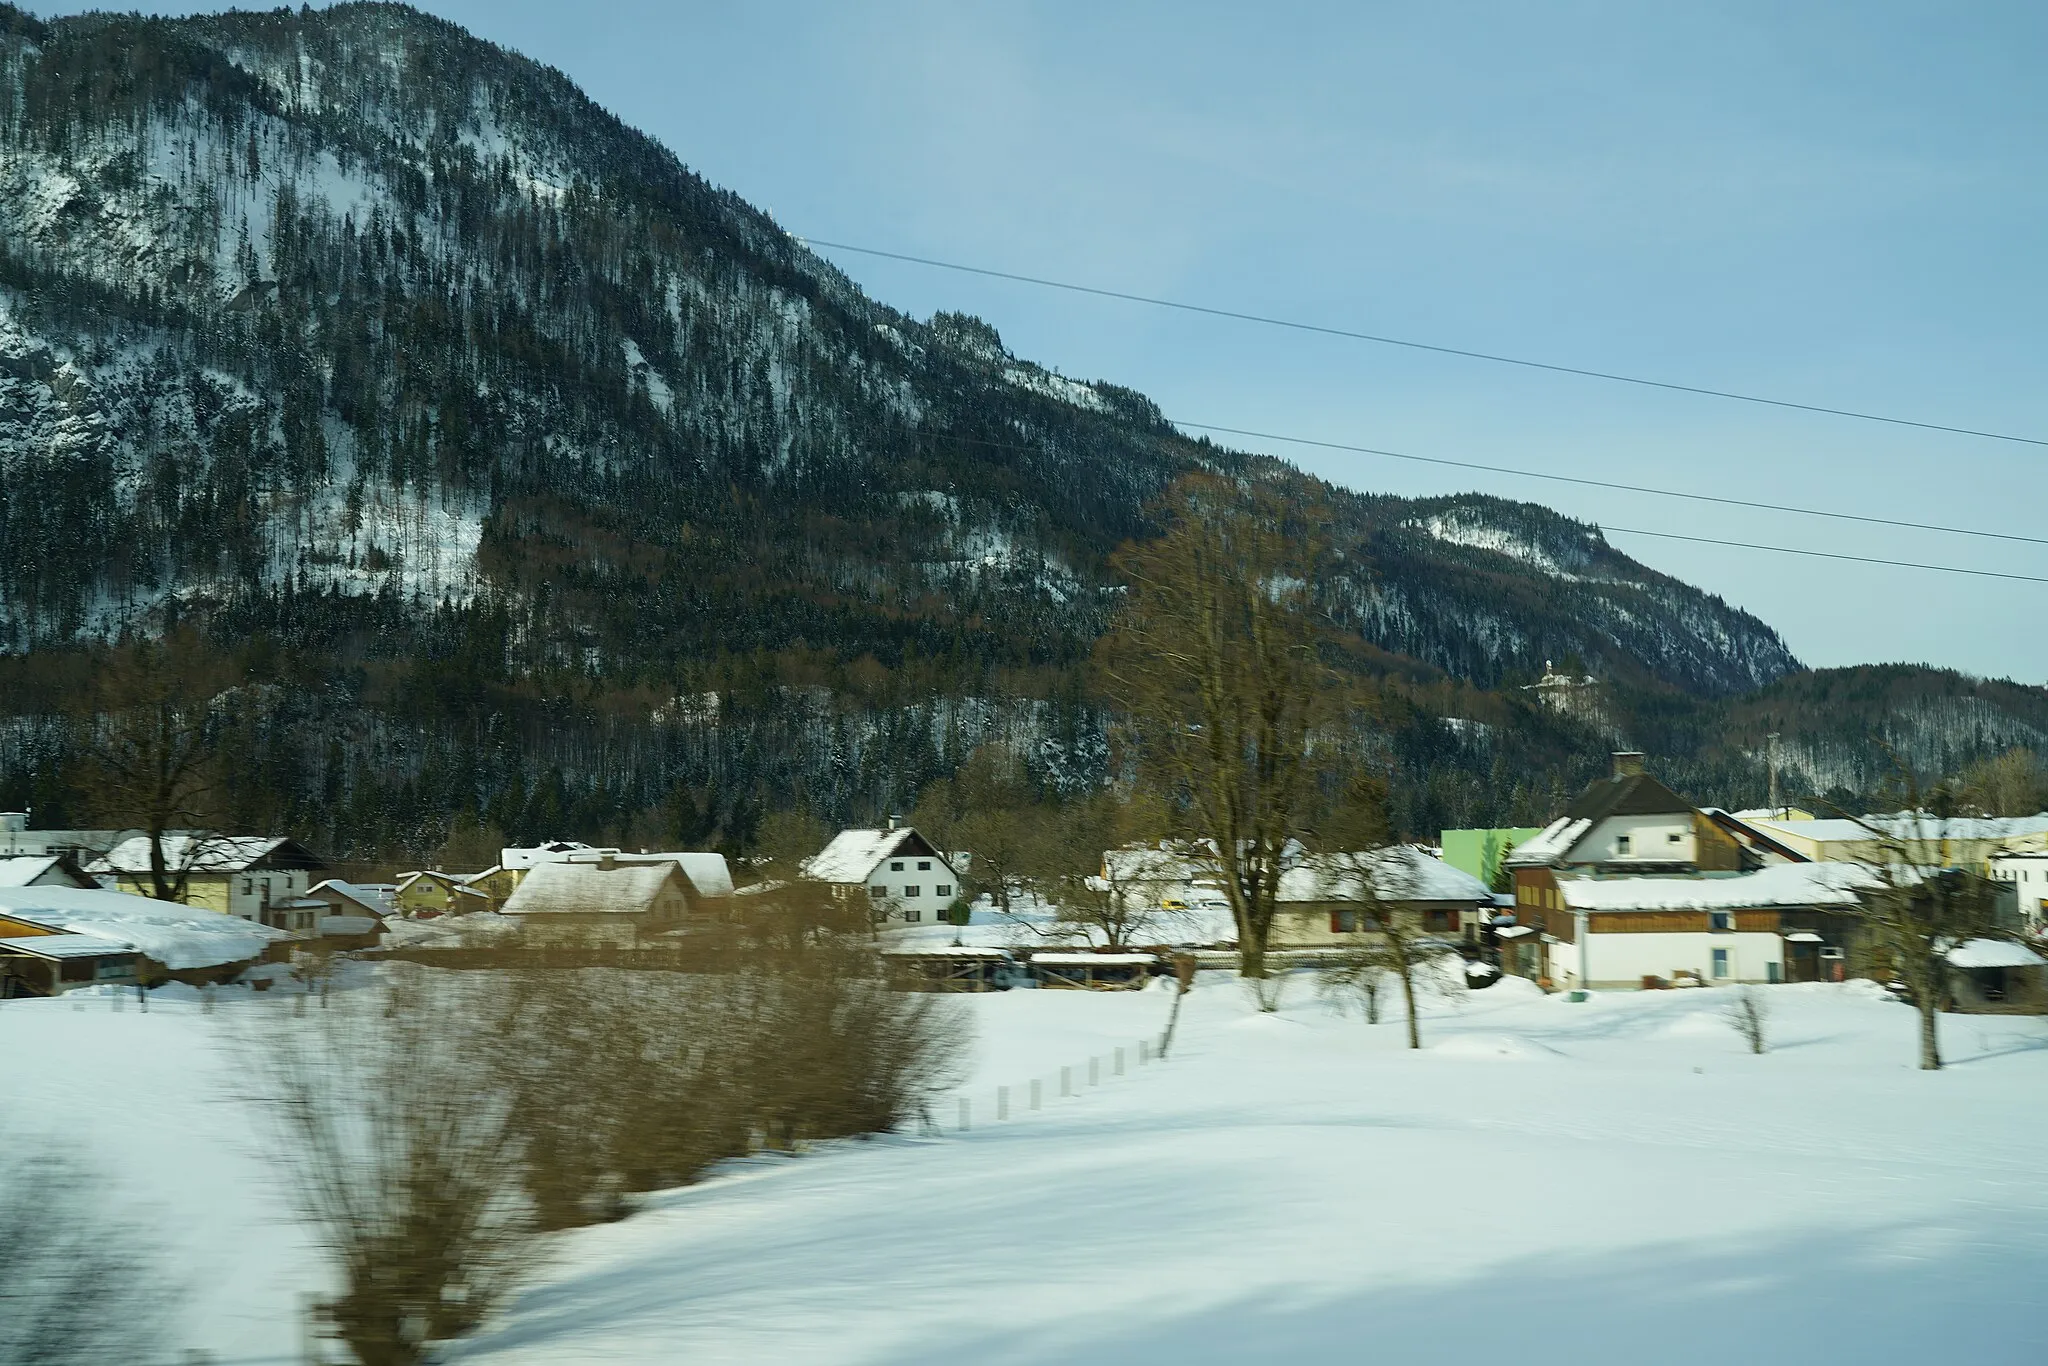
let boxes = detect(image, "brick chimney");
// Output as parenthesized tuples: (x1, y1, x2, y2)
(1611, 751, 1646, 780)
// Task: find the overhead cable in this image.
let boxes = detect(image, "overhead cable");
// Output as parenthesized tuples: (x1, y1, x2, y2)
(801, 236, 2048, 450)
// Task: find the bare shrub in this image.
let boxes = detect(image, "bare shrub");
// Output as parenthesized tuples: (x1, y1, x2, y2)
(1322, 949, 1390, 1025)
(732, 935, 968, 1146)
(488, 928, 968, 1232)
(0, 1141, 170, 1366)
(1725, 985, 1772, 1055)
(246, 970, 534, 1366)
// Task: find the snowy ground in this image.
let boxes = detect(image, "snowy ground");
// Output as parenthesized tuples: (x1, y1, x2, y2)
(7, 973, 2048, 1364)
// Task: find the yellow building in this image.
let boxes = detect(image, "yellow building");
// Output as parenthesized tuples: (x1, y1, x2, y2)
(393, 869, 495, 918)
(92, 835, 328, 929)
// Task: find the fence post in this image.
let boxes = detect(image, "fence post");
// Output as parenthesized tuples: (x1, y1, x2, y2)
(1060, 1066, 1072, 1098)
(1139, 1039, 1149, 1065)
(1114, 1047, 1125, 1076)
(1088, 1056, 1100, 1087)
(958, 1097, 970, 1132)
(1030, 1078, 1042, 1111)
(997, 1085, 1010, 1121)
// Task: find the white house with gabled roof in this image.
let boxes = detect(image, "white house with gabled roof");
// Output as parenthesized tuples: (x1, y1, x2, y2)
(804, 825, 964, 925)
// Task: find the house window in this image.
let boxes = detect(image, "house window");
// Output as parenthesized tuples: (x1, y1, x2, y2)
(1711, 948, 1730, 978)
(890, 861, 904, 871)
(904, 886, 922, 899)
(918, 861, 931, 871)
(1667, 832, 1683, 845)
(242, 878, 253, 896)
(903, 908, 921, 922)
(935, 884, 952, 897)
(1616, 835, 1632, 855)
(1423, 910, 1454, 932)
(870, 885, 888, 899)
(1710, 912, 1734, 931)
(1330, 910, 1361, 933)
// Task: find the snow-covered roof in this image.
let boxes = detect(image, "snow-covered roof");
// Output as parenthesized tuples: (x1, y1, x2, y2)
(317, 915, 380, 937)
(881, 945, 1013, 959)
(500, 841, 599, 870)
(381, 911, 520, 948)
(92, 835, 300, 875)
(1101, 845, 1206, 885)
(500, 860, 688, 917)
(1031, 952, 1158, 966)
(569, 851, 734, 899)
(0, 933, 137, 960)
(1555, 862, 1879, 913)
(0, 856, 80, 888)
(0, 886, 289, 969)
(1945, 938, 2048, 969)
(802, 829, 951, 884)
(306, 879, 391, 915)
(1504, 818, 1592, 867)
(1278, 847, 1490, 904)
(1750, 814, 2048, 845)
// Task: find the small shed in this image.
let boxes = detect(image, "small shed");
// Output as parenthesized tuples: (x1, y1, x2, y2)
(882, 946, 1016, 992)
(1944, 939, 2048, 1015)
(0, 933, 138, 996)
(1030, 951, 1158, 991)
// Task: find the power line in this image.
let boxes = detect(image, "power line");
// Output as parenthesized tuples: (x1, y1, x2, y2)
(899, 417, 2048, 553)
(800, 236, 2048, 450)
(1170, 420, 2048, 549)
(1600, 526, 2048, 584)
(897, 426, 2042, 584)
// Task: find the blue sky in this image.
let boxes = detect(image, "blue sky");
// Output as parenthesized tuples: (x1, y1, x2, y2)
(45, 2, 2048, 682)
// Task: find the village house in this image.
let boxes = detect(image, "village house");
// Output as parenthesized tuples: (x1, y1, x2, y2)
(557, 849, 735, 904)
(91, 835, 328, 925)
(1740, 812, 2048, 871)
(0, 853, 98, 889)
(0, 885, 290, 996)
(393, 869, 495, 919)
(497, 854, 701, 946)
(1529, 862, 1880, 990)
(804, 824, 964, 926)
(0, 811, 141, 860)
(1272, 846, 1493, 949)
(1989, 853, 2048, 935)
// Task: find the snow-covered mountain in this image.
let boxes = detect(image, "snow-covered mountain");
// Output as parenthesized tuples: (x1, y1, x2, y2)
(0, 3, 1794, 691)
(0, 3, 2029, 852)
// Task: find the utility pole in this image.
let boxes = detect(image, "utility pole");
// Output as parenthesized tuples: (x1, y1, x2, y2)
(1767, 733, 1782, 818)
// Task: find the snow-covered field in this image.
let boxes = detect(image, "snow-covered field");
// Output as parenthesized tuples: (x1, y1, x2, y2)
(8, 974, 2047, 1364)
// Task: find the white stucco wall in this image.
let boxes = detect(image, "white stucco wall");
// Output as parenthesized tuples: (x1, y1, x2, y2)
(1569, 930, 1782, 986)
(864, 853, 962, 924)
(1581, 814, 1696, 866)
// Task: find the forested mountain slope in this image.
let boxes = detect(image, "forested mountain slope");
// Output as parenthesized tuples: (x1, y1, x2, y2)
(0, 2, 2032, 857)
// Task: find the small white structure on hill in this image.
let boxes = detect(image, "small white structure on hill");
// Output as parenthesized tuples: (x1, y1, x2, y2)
(804, 825, 963, 925)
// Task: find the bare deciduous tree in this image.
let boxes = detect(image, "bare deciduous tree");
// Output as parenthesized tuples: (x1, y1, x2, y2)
(1724, 985, 1771, 1054)
(1837, 767, 2003, 1070)
(1957, 746, 2048, 818)
(1101, 475, 1339, 1009)
(1318, 851, 1462, 1049)
(0, 1140, 171, 1366)
(70, 629, 232, 902)
(246, 972, 535, 1366)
